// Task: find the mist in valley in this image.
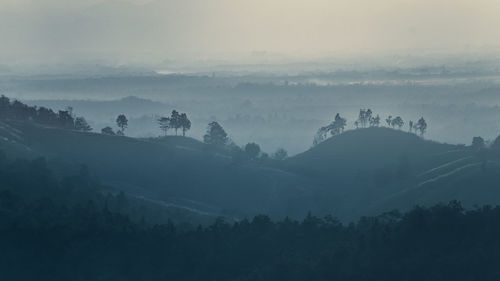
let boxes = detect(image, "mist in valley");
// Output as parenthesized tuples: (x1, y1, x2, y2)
(2, 0, 500, 280)
(5, 64, 500, 155)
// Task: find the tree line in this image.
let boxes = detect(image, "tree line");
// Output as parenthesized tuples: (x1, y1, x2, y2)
(0, 95, 92, 131)
(0, 96, 287, 160)
(157, 110, 191, 136)
(314, 108, 428, 145)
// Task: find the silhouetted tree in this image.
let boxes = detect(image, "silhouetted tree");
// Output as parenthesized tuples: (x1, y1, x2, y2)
(74, 117, 92, 132)
(65, 106, 74, 118)
(415, 117, 427, 136)
(409, 120, 414, 133)
(0, 95, 86, 130)
(357, 109, 372, 128)
(314, 113, 347, 145)
(37, 106, 58, 125)
(245, 143, 261, 159)
(58, 110, 75, 128)
(179, 113, 191, 136)
(369, 114, 381, 127)
(101, 126, 115, 135)
(272, 148, 288, 160)
(391, 116, 404, 129)
(157, 116, 171, 136)
(203, 121, 228, 146)
(116, 114, 128, 135)
(169, 110, 181, 135)
(386, 115, 392, 126)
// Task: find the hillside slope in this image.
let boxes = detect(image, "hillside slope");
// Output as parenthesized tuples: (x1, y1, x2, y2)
(0, 120, 321, 219)
(285, 127, 500, 219)
(2, 120, 500, 221)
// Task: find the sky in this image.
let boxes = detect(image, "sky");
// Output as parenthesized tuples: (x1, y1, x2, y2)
(1, 0, 500, 65)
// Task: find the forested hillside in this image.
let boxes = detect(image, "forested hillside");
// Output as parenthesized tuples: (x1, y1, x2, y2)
(2, 193, 500, 281)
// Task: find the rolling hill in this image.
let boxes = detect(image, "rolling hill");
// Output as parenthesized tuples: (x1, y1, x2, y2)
(1, 119, 499, 222)
(0, 119, 321, 220)
(285, 127, 500, 219)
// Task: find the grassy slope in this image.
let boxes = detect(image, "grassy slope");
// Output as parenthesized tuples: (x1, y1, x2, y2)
(0, 120, 320, 219)
(285, 127, 500, 219)
(2, 120, 500, 221)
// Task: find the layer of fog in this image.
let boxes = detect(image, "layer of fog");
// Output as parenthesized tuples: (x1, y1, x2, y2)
(3, 65, 499, 155)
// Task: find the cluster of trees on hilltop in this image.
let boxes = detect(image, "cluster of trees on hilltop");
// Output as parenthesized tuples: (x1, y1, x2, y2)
(315, 109, 428, 145)
(157, 110, 191, 136)
(101, 110, 192, 137)
(0, 95, 92, 131)
(314, 113, 347, 145)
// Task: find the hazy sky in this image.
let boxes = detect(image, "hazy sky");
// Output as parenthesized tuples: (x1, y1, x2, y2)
(1, 0, 500, 64)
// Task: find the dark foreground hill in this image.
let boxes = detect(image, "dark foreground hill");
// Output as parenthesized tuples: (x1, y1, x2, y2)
(1, 120, 500, 221)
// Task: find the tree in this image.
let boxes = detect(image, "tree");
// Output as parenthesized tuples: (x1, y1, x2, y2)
(365, 109, 372, 126)
(313, 128, 328, 146)
(37, 107, 58, 126)
(409, 120, 414, 133)
(58, 110, 75, 128)
(65, 106, 74, 119)
(169, 110, 181, 135)
(472, 136, 485, 150)
(313, 113, 347, 145)
(333, 113, 347, 134)
(369, 115, 381, 127)
(357, 109, 372, 128)
(157, 116, 171, 136)
(245, 143, 261, 159)
(179, 113, 191, 136)
(74, 117, 92, 132)
(101, 126, 115, 135)
(415, 117, 427, 136)
(386, 115, 392, 127)
(391, 116, 404, 129)
(203, 121, 228, 146)
(272, 148, 288, 160)
(116, 114, 128, 135)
